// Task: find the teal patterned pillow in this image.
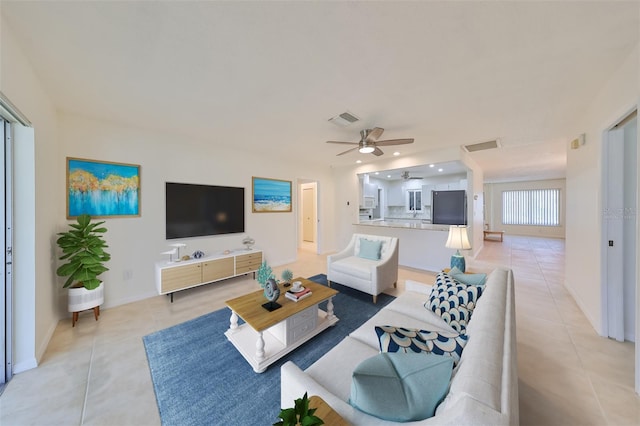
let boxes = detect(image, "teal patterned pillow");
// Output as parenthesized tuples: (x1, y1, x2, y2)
(426, 272, 483, 334)
(375, 325, 468, 366)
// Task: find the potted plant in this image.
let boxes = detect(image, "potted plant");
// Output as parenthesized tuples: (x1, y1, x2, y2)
(274, 392, 324, 426)
(56, 214, 111, 325)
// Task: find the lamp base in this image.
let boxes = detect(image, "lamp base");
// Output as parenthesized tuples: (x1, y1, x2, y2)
(450, 255, 466, 273)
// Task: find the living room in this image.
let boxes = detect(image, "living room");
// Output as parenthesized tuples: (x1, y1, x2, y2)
(0, 1, 639, 425)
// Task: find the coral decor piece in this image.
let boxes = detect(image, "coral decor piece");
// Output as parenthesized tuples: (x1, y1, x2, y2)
(257, 261, 273, 287)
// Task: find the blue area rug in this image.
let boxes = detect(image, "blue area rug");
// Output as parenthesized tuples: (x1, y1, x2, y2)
(143, 274, 394, 426)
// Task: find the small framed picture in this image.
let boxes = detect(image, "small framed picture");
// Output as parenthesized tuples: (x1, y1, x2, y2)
(252, 177, 292, 213)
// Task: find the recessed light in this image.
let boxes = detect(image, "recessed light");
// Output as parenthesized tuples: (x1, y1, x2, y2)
(438, 168, 443, 172)
(429, 164, 435, 168)
(393, 152, 400, 156)
(387, 175, 391, 178)
(356, 160, 362, 164)
(375, 172, 379, 175)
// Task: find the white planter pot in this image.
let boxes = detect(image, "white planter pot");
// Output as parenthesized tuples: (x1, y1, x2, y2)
(68, 282, 104, 313)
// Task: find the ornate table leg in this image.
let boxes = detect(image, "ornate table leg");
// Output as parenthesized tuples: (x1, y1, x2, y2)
(229, 310, 239, 332)
(327, 296, 335, 322)
(256, 332, 265, 360)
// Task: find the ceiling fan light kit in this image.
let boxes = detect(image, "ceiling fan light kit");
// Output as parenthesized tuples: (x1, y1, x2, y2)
(327, 127, 415, 157)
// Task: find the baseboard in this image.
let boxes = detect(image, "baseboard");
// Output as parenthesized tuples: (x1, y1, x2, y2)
(101, 290, 158, 310)
(564, 283, 602, 336)
(13, 357, 38, 374)
(35, 320, 58, 365)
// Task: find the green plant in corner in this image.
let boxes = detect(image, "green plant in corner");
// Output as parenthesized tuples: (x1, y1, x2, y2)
(56, 214, 111, 290)
(274, 392, 324, 426)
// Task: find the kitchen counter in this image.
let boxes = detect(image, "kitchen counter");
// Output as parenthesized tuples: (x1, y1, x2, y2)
(357, 220, 448, 231)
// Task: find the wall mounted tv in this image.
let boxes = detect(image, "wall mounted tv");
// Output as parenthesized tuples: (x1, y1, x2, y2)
(165, 182, 245, 239)
(432, 190, 467, 225)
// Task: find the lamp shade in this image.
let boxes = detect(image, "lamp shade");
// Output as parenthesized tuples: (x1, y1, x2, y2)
(445, 226, 471, 250)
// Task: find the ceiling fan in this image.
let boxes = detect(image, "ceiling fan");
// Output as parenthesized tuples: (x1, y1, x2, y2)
(326, 127, 414, 156)
(401, 171, 423, 180)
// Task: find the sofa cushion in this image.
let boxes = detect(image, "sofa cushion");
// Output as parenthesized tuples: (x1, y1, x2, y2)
(449, 266, 487, 287)
(358, 238, 382, 260)
(330, 256, 374, 280)
(426, 272, 483, 334)
(375, 325, 468, 366)
(349, 352, 453, 422)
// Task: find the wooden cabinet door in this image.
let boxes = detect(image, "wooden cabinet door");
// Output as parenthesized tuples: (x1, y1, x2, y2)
(202, 257, 234, 282)
(161, 263, 202, 293)
(236, 251, 263, 274)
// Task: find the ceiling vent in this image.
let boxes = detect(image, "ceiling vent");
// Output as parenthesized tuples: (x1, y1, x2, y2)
(328, 111, 360, 127)
(462, 139, 501, 153)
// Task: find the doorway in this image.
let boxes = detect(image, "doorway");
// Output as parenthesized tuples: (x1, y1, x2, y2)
(603, 109, 637, 344)
(299, 181, 318, 253)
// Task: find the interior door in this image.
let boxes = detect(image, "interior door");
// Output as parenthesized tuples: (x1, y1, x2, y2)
(302, 187, 315, 242)
(605, 126, 625, 341)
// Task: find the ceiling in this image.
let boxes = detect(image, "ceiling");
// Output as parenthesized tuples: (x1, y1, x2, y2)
(2, 1, 638, 182)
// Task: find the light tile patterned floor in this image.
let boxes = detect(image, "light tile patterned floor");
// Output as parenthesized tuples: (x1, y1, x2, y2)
(0, 236, 638, 425)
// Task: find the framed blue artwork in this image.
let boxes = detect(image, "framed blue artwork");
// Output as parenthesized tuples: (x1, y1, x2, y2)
(66, 157, 141, 218)
(252, 177, 292, 213)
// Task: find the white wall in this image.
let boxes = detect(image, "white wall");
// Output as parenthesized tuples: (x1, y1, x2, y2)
(1, 16, 61, 372)
(483, 179, 566, 239)
(58, 112, 336, 310)
(566, 42, 639, 333)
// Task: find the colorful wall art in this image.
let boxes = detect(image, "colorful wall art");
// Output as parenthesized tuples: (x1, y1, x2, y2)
(252, 177, 292, 213)
(67, 157, 141, 218)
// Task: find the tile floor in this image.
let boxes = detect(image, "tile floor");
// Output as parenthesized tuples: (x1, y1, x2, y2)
(0, 236, 638, 425)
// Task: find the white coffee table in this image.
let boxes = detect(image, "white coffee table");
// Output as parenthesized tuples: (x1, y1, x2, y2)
(224, 277, 339, 373)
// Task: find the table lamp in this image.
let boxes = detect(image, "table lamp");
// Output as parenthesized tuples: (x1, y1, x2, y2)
(445, 225, 471, 272)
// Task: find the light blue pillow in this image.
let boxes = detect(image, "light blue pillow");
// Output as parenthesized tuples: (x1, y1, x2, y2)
(375, 325, 468, 366)
(449, 266, 487, 287)
(358, 238, 382, 260)
(349, 352, 453, 422)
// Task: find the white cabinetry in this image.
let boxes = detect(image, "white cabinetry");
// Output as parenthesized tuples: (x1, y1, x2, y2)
(422, 184, 435, 206)
(386, 181, 404, 206)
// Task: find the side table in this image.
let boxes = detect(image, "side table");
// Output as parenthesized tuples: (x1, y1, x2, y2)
(308, 395, 349, 426)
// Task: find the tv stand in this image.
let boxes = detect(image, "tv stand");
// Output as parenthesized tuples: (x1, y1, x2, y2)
(155, 249, 263, 302)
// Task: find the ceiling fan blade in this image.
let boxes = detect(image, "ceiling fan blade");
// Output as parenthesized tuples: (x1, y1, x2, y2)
(372, 147, 384, 156)
(374, 138, 414, 146)
(327, 141, 358, 145)
(410, 176, 424, 179)
(366, 127, 385, 141)
(337, 147, 359, 156)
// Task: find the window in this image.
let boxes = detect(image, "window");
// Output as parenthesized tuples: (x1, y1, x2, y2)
(502, 189, 560, 226)
(407, 190, 422, 212)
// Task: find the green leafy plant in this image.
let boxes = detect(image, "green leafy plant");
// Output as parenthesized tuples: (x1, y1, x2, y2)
(56, 214, 111, 290)
(257, 261, 273, 288)
(274, 392, 324, 426)
(281, 269, 294, 283)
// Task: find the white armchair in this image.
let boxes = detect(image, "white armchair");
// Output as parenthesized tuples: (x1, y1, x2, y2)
(327, 233, 399, 303)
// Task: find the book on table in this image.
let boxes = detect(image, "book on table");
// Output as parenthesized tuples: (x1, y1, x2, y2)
(285, 291, 312, 302)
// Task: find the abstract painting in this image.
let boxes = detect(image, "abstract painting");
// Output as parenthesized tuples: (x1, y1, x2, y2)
(67, 157, 141, 218)
(252, 177, 292, 213)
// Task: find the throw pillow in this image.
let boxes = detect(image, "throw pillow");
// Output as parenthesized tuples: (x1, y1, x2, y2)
(358, 238, 382, 260)
(449, 266, 487, 287)
(349, 352, 453, 422)
(375, 325, 468, 366)
(425, 272, 483, 334)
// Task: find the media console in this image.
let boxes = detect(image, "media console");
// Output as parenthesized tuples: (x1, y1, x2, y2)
(155, 249, 263, 302)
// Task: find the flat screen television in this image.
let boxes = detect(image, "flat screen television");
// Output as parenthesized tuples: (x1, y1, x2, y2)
(165, 182, 245, 239)
(432, 190, 467, 225)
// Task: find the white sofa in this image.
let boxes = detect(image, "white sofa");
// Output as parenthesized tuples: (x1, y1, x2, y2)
(327, 233, 399, 303)
(281, 268, 517, 425)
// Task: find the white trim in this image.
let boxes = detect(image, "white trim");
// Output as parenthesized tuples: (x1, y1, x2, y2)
(0, 92, 31, 127)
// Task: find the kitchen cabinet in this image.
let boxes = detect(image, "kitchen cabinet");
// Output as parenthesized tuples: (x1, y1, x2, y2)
(386, 181, 404, 206)
(422, 184, 435, 206)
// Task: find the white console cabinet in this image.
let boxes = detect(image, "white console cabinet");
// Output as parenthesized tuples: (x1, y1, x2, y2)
(155, 249, 263, 301)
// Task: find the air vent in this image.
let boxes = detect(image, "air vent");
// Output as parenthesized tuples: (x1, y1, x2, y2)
(328, 111, 360, 126)
(462, 139, 501, 153)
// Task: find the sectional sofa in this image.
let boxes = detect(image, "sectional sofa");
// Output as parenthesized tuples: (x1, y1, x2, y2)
(281, 268, 517, 425)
